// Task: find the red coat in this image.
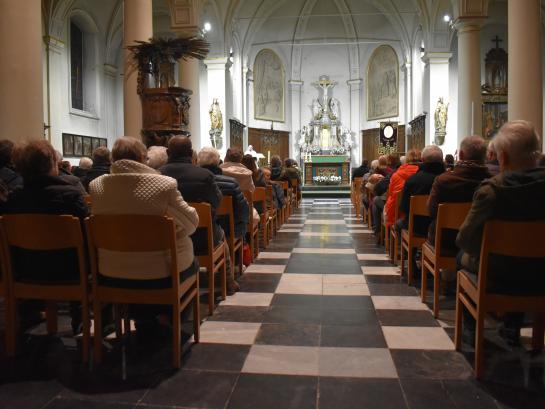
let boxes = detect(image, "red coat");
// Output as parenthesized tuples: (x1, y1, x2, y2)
(384, 163, 419, 226)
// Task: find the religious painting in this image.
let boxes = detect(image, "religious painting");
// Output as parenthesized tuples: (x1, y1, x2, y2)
(91, 137, 100, 152)
(367, 45, 399, 120)
(482, 100, 508, 140)
(82, 136, 92, 157)
(74, 135, 83, 156)
(253, 49, 285, 122)
(62, 134, 74, 156)
(99, 138, 108, 147)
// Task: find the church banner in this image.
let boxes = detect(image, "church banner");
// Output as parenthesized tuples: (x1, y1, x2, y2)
(378, 122, 398, 155)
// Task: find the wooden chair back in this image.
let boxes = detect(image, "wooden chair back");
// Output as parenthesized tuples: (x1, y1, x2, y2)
(217, 196, 235, 240)
(83, 195, 92, 207)
(434, 202, 472, 255)
(1, 214, 90, 361)
(407, 195, 430, 234)
(253, 187, 267, 212)
(243, 190, 260, 261)
(190, 202, 215, 255)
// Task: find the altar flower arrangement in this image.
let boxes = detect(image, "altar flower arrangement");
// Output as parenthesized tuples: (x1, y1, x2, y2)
(310, 145, 322, 155)
(313, 175, 342, 185)
(331, 146, 346, 155)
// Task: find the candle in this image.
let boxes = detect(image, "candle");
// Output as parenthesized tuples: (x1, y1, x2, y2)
(267, 150, 270, 164)
(471, 101, 474, 135)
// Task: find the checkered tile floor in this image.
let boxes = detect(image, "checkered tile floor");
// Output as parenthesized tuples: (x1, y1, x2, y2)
(1, 198, 543, 408)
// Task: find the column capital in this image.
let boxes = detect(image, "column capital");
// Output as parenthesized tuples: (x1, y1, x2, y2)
(288, 79, 303, 87)
(453, 16, 487, 33)
(402, 62, 412, 71)
(347, 79, 362, 90)
(204, 57, 230, 70)
(103, 64, 118, 77)
(167, 0, 203, 34)
(422, 52, 452, 64)
(43, 35, 65, 54)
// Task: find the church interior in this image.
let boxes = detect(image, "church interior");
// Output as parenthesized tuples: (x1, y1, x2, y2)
(0, 0, 545, 408)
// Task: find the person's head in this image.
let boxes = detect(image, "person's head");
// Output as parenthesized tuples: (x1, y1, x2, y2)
(224, 147, 243, 163)
(13, 140, 58, 181)
(399, 156, 406, 165)
(79, 156, 93, 169)
(54, 150, 63, 167)
(241, 154, 258, 173)
(421, 145, 443, 164)
(270, 155, 282, 168)
(406, 149, 422, 164)
(60, 160, 72, 172)
(0, 139, 15, 168)
(261, 166, 272, 182)
(370, 159, 379, 171)
(378, 155, 388, 168)
(197, 147, 221, 167)
(444, 154, 455, 166)
(112, 136, 147, 163)
(284, 158, 296, 168)
(486, 139, 497, 162)
(361, 159, 369, 168)
(167, 136, 192, 160)
(539, 154, 545, 167)
(147, 146, 168, 169)
(387, 154, 401, 169)
(92, 146, 111, 166)
(458, 135, 487, 164)
(494, 120, 541, 172)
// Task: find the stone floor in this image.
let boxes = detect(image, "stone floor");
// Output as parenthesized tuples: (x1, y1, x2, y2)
(0, 198, 544, 408)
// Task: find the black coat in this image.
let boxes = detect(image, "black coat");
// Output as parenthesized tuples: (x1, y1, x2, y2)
(202, 164, 249, 239)
(0, 166, 23, 192)
(352, 165, 369, 181)
(81, 164, 110, 192)
(1, 175, 89, 283)
(399, 162, 445, 236)
(59, 168, 86, 193)
(160, 158, 223, 253)
(271, 166, 292, 187)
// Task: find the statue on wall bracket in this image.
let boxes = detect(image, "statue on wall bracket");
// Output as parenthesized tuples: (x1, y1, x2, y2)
(434, 97, 449, 146)
(209, 98, 223, 149)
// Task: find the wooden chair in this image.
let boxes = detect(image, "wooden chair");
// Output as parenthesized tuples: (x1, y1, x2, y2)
(455, 220, 545, 379)
(253, 187, 270, 248)
(0, 235, 14, 356)
(243, 190, 260, 261)
(281, 181, 293, 219)
(0, 214, 90, 362)
(353, 177, 363, 220)
(265, 185, 278, 239)
(83, 195, 92, 207)
(271, 181, 286, 227)
(400, 195, 430, 285)
(85, 214, 200, 368)
(389, 193, 402, 264)
(217, 196, 243, 278)
(366, 188, 374, 229)
(290, 178, 301, 208)
(189, 202, 227, 315)
(421, 202, 471, 317)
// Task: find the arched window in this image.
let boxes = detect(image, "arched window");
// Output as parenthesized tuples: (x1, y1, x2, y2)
(70, 21, 84, 110)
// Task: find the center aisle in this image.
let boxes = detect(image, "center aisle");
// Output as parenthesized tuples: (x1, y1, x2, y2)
(148, 198, 493, 409)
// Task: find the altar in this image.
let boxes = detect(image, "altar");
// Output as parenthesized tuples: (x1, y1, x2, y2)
(304, 155, 350, 186)
(297, 75, 354, 186)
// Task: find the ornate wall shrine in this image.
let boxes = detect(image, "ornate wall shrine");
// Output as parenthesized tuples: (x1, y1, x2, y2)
(408, 114, 426, 151)
(361, 124, 406, 161)
(229, 119, 245, 150)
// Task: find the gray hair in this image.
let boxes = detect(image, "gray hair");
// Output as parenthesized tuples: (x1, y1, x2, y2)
(399, 155, 406, 165)
(421, 145, 443, 163)
(197, 146, 221, 167)
(370, 159, 379, 171)
(146, 146, 168, 169)
(459, 135, 487, 163)
(495, 120, 541, 168)
(79, 156, 93, 169)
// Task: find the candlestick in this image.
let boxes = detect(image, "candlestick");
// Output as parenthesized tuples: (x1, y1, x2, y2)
(267, 150, 270, 164)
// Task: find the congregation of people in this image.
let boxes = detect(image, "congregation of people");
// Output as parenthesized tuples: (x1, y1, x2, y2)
(0, 135, 302, 358)
(354, 120, 545, 349)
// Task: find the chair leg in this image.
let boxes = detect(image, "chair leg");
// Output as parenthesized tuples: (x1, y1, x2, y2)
(238, 244, 243, 277)
(400, 243, 406, 278)
(172, 302, 181, 369)
(208, 262, 215, 315)
(531, 314, 545, 351)
(5, 296, 16, 356)
(113, 304, 123, 339)
(81, 297, 90, 363)
(454, 277, 463, 351)
(433, 266, 440, 318)
(221, 255, 227, 301)
(46, 301, 58, 335)
(193, 280, 200, 343)
(407, 246, 414, 286)
(421, 258, 427, 302)
(93, 300, 103, 363)
(475, 309, 485, 379)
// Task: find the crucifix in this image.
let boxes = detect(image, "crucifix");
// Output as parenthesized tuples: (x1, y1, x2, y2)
(492, 35, 503, 49)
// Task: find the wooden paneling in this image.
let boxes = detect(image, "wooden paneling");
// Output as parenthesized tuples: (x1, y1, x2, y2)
(361, 125, 405, 161)
(248, 127, 290, 160)
(408, 114, 426, 151)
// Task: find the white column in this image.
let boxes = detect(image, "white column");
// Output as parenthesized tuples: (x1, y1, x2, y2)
(422, 53, 451, 147)
(289, 80, 303, 160)
(347, 79, 362, 165)
(123, 0, 152, 139)
(455, 18, 483, 140)
(0, 0, 43, 141)
(244, 68, 253, 149)
(508, 0, 543, 140)
(402, 63, 412, 124)
(103, 64, 119, 145)
(204, 57, 229, 157)
(44, 36, 65, 147)
(179, 58, 201, 148)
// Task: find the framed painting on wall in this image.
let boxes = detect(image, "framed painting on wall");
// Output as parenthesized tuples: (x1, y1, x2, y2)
(62, 134, 74, 156)
(482, 98, 507, 140)
(367, 45, 399, 120)
(82, 136, 92, 157)
(74, 135, 83, 156)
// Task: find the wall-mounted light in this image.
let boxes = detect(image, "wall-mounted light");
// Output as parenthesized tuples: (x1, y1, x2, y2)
(203, 22, 212, 32)
(443, 14, 451, 23)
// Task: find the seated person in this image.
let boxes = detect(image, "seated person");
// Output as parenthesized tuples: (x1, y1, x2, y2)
(283, 158, 302, 193)
(0, 139, 23, 197)
(456, 120, 545, 344)
(485, 139, 500, 176)
(262, 166, 285, 209)
(147, 145, 168, 170)
(444, 154, 455, 172)
(242, 153, 266, 187)
(89, 137, 199, 333)
(384, 149, 421, 229)
(55, 150, 85, 193)
(270, 155, 292, 187)
(427, 136, 490, 250)
(82, 146, 111, 191)
(2, 140, 89, 333)
(221, 147, 255, 192)
(352, 159, 369, 181)
(397, 145, 445, 235)
(198, 147, 249, 240)
(72, 156, 92, 179)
